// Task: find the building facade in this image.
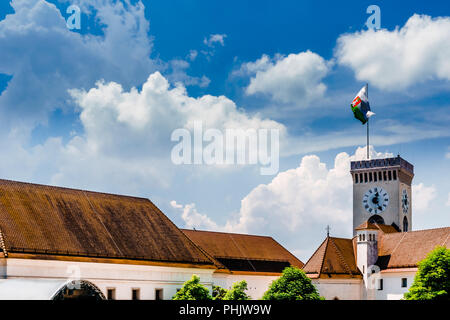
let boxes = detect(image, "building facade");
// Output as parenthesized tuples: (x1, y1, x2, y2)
(304, 156, 449, 300)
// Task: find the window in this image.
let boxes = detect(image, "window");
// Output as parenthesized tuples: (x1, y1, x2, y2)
(403, 217, 409, 232)
(393, 170, 397, 180)
(369, 172, 372, 182)
(360, 173, 363, 183)
(378, 279, 383, 290)
(362, 234, 365, 241)
(402, 278, 407, 288)
(383, 171, 387, 181)
(355, 174, 358, 183)
(155, 289, 163, 301)
(388, 171, 392, 181)
(359, 234, 362, 241)
(378, 172, 382, 181)
(374, 172, 377, 182)
(364, 172, 368, 183)
(132, 288, 140, 300)
(107, 288, 116, 300)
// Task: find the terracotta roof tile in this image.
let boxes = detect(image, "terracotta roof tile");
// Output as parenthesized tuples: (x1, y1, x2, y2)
(377, 227, 450, 269)
(0, 179, 214, 265)
(303, 237, 361, 279)
(182, 229, 304, 272)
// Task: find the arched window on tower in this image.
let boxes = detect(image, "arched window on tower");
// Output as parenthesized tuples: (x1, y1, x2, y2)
(403, 217, 409, 232)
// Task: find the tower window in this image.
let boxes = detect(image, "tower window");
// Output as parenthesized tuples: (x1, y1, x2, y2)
(369, 172, 373, 182)
(374, 172, 377, 182)
(388, 171, 392, 180)
(364, 173, 368, 183)
(355, 174, 358, 183)
(383, 171, 387, 181)
(362, 234, 365, 241)
(359, 234, 362, 241)
(379, 172, 382, 181)
(403, 217, 409, 232)
(393, 170, 397, 180)
(360, 173, 363, 183)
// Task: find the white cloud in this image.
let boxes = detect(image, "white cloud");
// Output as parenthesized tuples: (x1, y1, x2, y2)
(0, 0, 156, 131)
(412, 183, 436, 214)
(243, 51, 331, 105)
(173, 146, 392, 260)
(170, 201, 219, 230)
(336, 14, 450, 90)
(167, 59, 210, 88)
(204, 34, 227, 47)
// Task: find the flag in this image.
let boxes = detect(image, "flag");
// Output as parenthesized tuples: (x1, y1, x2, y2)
(351, 84, 375, 124)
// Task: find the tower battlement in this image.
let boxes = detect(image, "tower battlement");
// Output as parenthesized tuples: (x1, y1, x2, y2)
(350, 156, 414, 175)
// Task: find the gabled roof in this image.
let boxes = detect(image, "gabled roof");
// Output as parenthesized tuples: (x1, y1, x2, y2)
(377, 227, 450, 269)
(303, 237, 361, 279)
(355, 221, 379, 230)
(0, 179, 214, 267)
(356, 222, 399, 233)
(182, 229, 304, 273)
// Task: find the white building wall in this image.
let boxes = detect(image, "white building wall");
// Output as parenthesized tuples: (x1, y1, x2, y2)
(212, 273, 278, 300)
(312, 279, 363, 300)
(375, 270, 416, 300)
(5, 258, 215, 300)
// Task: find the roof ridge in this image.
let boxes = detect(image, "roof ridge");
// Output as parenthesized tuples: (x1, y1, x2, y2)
(302, 237, 328, 271)
(0, 178, 150, 201)
(181, 228, 272, 239)
(329, 238, 353, 277)
(390, 232, 408, 257)
(318, 237, 330, 275)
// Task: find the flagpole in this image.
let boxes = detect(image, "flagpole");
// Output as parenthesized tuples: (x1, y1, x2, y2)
(366, 83, 369, 160)
(367, 119, 369, 160)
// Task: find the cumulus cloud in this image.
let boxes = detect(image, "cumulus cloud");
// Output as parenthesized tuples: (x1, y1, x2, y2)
(335, 14, 450, 90)
(204, 34, 227, 47)
(0, 0, 156, 132)
(173, 146, 392, 260)
(241, 51, 331, 105)
(412, 183, 436, 214)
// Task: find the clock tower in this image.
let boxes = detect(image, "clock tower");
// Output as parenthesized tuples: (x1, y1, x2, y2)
(350, 156, 414, 236)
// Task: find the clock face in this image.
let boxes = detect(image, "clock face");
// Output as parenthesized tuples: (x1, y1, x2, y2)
(402, 189, 409, 214)
(363, 187, 389, 215)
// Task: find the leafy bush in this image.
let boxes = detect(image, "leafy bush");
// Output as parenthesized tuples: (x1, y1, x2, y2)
(172, 275, 212, 300)
(262, 266, 323, 300)
(404, 246, 450, 300)
(223, 280, 250, 300)
(212, 285, 228, 300)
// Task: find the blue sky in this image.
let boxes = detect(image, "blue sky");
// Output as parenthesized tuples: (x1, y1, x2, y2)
(0, 0, 449, 261)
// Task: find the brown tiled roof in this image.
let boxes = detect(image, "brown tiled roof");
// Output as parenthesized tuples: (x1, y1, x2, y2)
(377, 227, 450, 269)
(303, 237, 362, 279)
(0, 179, 214, 266)
(355, 221, 379, 230)
(182, 229, 304, 272)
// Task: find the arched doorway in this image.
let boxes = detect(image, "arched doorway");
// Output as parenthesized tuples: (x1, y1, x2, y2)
(52, 280, 105, 300)
(403, 216, 409, 232)
(368, 215, 385, 225)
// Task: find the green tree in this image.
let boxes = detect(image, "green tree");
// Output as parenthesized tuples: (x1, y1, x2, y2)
(172, 275, 212, 300)
(262, 266, 323, 300)
(212, 285, 228, 300)
(404, 246, 450, 300)
(223, 280, 251, 300)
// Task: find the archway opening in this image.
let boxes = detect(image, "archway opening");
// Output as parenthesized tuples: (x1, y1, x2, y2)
(52, 280, 105, 300)
(403, 216, 409, 232)
(368, 215, 385, 225)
